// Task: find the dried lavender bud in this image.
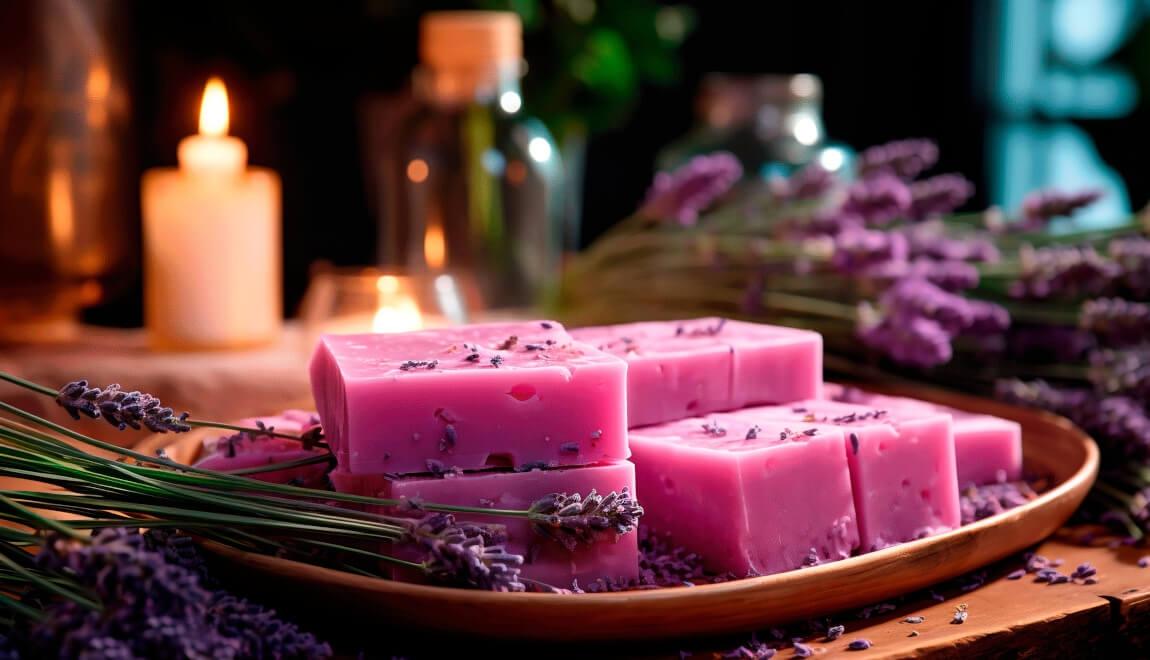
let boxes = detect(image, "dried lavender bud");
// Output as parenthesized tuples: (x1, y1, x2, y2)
(465, 352, 481, 362)
(793, 642, 814, 658)
(1006, 569, 1026, 580)
(908, 631, 919, 637)
(590, 429, 603, 441)
(524, 343, 546, 351)
(825, 625, 845, 641)
(1019, 188, 1103, 230)
(849, 432, 860, 455)
(802, 548, 820, 567)
(399, 359, 439, 371)
(439, 425, 457, 452)
(540, 322, 553, 329)
(902, 616, 925, 624)
(55, 380, 191, 433)
(516, 461, 550, 472)
(745, 425, 762, 440)
(951, 610, 968, 624)
(858, 139, 939, 180)
(639, 152, 743, 225)
(559, 442, 580, 454)
(1071, 562, 1097, 580)
(426, 459, 446, 475)
(528, 488, 644, 551)
(908, 174, 974, 220)
(847, 639, 872, 651)
(959, 481, 1036, 524)
(421, 529, 525, 592)
(490, 355, 505, 368)
(1139, 556, 1150, 568)
(702, 419, 727, 437)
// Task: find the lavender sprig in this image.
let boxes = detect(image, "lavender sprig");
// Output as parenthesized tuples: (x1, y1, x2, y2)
(1109, 237, 1150, 297)
(1009, 244, 1120, 300)
(421, 527, 525, 592)
(908, 174, 974, 220)
(857, 138, 939, 180)
(1081, 298, 1150, 347)
(841, 174, 912, 226)
(639, 152, 743, 226)
(831, 228, 908, 274)
(54, 380, 190, 433)
(528, 489, 644, 551)
(1018, 188, 1103, 230)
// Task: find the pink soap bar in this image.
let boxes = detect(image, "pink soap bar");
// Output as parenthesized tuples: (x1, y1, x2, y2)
(330, 462, 639, 588)
(309, 321, 628, 475)
(739, 400, 960, 552)
(628, 413, 858, 576)
(571, 318, 823, 428)
(823, 384, 1023, 486)
(194, 410, 329, 488)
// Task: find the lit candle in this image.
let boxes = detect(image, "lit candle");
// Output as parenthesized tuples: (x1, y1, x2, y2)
(142, 78, 282, 350)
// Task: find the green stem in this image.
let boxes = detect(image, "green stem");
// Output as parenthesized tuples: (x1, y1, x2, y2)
(185, 419, 304, 441)
(0, 493, 86, 541)
(0, 551, 102, 611)
(223, 454, 335, 476)
(0, 591, 45, 621)
(0, 371, 58, 397)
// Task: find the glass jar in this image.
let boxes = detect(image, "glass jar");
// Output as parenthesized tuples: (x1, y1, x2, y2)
(658, 73, 854, 181)
(377, 11, 565, 313)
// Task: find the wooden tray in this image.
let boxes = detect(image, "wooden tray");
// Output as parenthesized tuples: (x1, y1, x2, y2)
(137, 384, 1099, 642)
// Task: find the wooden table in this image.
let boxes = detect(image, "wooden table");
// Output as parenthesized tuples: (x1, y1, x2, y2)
(205, 527, 1149, 659)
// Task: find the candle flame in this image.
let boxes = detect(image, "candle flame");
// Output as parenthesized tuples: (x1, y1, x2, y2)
(372, 275, 424, 333)
(424, 225, 446, 269)
(199, 77, 230, 137)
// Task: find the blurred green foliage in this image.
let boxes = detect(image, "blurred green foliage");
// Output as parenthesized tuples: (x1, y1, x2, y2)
(477, 0, 694, 140)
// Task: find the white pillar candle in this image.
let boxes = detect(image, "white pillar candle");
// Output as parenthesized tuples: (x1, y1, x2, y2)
(142, 78, 281, 350)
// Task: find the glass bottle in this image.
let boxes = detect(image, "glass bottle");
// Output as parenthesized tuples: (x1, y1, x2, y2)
(378, 11, 564, 312)
(657, 73, 854, 181)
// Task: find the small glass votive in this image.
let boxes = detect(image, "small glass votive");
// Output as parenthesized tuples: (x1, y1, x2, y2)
(296, 262, 484, 355)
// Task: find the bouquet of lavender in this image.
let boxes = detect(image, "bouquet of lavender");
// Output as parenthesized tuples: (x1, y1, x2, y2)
(560, 139, 1150, 540)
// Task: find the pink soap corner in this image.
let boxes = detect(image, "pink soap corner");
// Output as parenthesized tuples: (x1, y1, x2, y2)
(571, 317, 823, 428)
(331, 462, 640, 588)
(629, 413, 858, 576)
(740, 400, 960, 552)
(823, 383, 1023, 486)
(309, 321, 629, 475)
(193, 410, 328, 488)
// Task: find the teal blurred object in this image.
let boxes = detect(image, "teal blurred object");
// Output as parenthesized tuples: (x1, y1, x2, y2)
(656, 74, 855, 183)
(979, 0, 1144, 230)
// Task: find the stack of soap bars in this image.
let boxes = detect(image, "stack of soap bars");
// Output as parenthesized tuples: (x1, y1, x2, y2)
(309, 317, 1023, 587)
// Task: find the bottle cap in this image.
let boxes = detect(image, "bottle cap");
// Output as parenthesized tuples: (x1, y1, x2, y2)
(420, 11, 522, 73)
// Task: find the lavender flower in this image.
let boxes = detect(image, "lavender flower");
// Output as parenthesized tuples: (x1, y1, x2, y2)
(55, 380, 190, 433)
(847, 639, 873, 651)
(1019, 189, 1103, 230)
(859, 316, 953, 368)
(1081, 298, 1150, 347)
(900, 221, 999, 262)
(908, 174, 974, 220)
(528, 488, 644, 551)
(1089, 347, 1150, 402)
(638, 527, 705, 586)
(640, 152, 743, 225)
(871, 258, 980, 292)
(771, 163, 835, 201)
(960, 481, 1036, 524)
(1109, 237, 1150, 297)
(858, 139, 939, 180)
(422, 532, 525, 592)
(831, 228, 908, 274)
(966, 300, 1011, 336)
(26, 528, 331, 659)
(841, 174, 912, 226)
(879, 278, 975, 334)
(1009, 244, 1120, 300)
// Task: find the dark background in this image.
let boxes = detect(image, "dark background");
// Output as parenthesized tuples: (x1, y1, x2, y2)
(87, 0, 1149, 324)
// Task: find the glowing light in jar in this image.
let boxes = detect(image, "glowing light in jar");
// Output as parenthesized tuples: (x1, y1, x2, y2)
(372, 275, 424, 333)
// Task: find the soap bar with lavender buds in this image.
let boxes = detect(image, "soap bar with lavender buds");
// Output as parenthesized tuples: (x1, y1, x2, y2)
(570, 317, 823, 428)
(738, 400, 960, 552)
(628, 414, 859, 576)
(309, 321, 629, 475)
(822, 383, 1023, 487)
(330, 461, 640, 588)
(193, 410, 328, 488)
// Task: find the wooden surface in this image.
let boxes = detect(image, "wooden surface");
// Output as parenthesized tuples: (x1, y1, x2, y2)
(136, 387, 1099, 647)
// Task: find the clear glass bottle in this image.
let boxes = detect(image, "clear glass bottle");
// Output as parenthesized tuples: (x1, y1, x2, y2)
(378, 11, 564, 312)
(658, 73, 854, 181)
